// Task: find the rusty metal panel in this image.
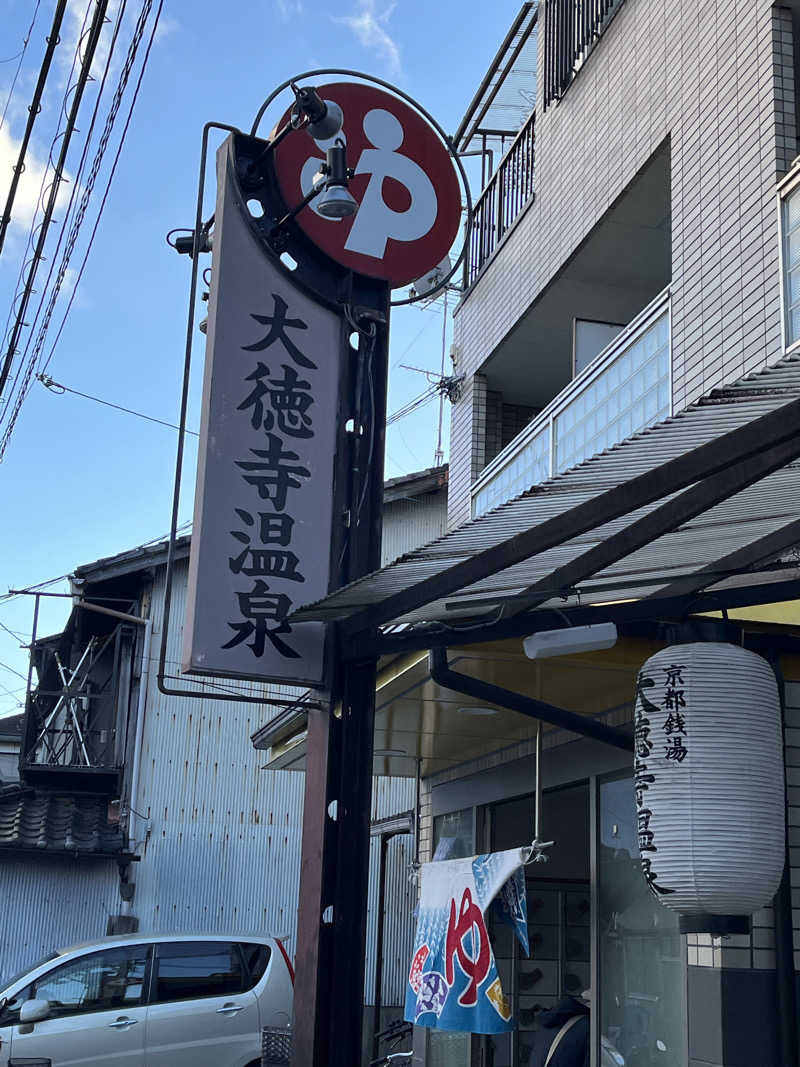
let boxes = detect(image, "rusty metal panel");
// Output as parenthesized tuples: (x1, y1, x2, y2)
(0, 860, 119, 983)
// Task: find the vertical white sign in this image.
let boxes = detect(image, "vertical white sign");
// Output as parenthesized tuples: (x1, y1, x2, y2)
(183, 138, 341, 685)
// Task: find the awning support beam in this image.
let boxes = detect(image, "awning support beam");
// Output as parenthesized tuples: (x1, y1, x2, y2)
(428, 647, 633, 752)
(338, 395, 800, 637)
(640, 517, 800, 602)
(501, 433, 800, 618)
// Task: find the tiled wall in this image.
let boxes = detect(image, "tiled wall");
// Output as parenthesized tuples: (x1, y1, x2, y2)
(448, 0, 797, 529)
(685, 677, 800, 973)
(484, 392, 538, 467)
(447, 371, 488, 525)
(416, 678, 800, 979)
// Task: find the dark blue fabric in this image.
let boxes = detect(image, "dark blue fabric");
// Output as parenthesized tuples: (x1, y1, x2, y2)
(527, 997, 590, 1067)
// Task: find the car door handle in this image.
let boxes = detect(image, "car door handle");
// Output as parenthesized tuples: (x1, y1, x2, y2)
(108, 1016, 139, 1029)
(216, 1003, 244, 1015)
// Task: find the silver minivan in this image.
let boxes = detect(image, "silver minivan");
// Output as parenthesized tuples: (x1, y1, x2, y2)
(0, 933, 294, 1066)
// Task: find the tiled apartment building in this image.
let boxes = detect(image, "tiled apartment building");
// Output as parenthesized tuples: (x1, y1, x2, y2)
(449, 0, 798, 527)
(262, 3, 800, 1065)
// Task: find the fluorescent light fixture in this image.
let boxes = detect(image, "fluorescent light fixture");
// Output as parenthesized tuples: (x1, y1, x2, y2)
(523, 623, 618, 660)
(457, 706, 498, 717)
(373, 747, 408, 757)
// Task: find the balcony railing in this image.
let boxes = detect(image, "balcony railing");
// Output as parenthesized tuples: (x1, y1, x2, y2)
(472, 290, 671, 517)
(467, 109, 536, 287)
(543, 0, 626, 109)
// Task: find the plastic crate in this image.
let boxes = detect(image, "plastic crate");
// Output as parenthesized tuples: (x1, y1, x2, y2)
(261, 1023, 292, 1066)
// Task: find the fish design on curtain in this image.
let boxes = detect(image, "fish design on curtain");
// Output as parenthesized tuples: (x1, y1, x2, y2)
(404, 847, 529, 1033)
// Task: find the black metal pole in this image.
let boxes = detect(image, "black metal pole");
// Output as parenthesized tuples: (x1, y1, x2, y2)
(372, 832, 390, 1058)
(293, 280, 390, 1067)
(768, 655, 798, 1067)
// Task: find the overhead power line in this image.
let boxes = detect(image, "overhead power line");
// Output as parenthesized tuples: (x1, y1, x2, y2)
(0, 658, 28, 683)
(0, 0, 129, 422)
(0, 0, 111, 399)
(0, 0, 166, 459)
(0, 0, 44, 132)
(0, 0, 69, 256)
(38, 373, 200, 436)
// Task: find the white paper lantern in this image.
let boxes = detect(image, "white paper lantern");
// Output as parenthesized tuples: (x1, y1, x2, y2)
(634, 642, 785, 932)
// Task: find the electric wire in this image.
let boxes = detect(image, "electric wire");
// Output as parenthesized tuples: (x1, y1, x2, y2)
(0, 0, 68, 255)
(0, 659, 28, 683)
(0, 618, 28, 642)
(0, 0, 130, 417)
(0, 0, 94, 353)
(0, 0, 44, 132)
(0, 0, 87, 406)
(386, 383, 439, 425)
(0, 0, 108, 413)
(0, 0, 110, 401)
(0, 519, 193, 608)
(38, 373, 199, 436)
(38, 0, 164, 381)
(0, 0, 164, 459)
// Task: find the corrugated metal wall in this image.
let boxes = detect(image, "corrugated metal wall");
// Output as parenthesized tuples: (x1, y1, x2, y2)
(365, 778, 417, 1007)
(0, 490, 443, 998)
(129, 560, 415, 1004)
(0, 860, 119, 983)
(382, 493, 448, 566)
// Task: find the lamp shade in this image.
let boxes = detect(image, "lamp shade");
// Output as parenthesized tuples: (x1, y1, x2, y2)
(634, 642, 785, 931)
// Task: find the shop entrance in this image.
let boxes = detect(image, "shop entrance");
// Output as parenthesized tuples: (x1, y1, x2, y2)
(484, 783, 590, 1067)
(427, 772, 684, 1067)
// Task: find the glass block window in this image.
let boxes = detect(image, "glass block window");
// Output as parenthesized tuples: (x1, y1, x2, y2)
(782, 184, 800, 347)
(473, 425, 550, 517)
(554, 309, 670, 474)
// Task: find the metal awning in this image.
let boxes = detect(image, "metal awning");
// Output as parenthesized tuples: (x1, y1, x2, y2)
(293, 356, 800, 637)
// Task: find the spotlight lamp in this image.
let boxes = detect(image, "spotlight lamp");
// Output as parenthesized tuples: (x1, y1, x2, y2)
(247, 82, 345, 183)
(315, 139, 358, 219)
(290, 84, 344, 141)
(272, 137, 358, 233)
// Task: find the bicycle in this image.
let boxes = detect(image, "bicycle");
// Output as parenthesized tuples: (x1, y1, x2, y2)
(369, 1018, 413, 1067)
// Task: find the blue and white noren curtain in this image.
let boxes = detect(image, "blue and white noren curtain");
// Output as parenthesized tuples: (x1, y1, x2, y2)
(404, 847, 529, 1034)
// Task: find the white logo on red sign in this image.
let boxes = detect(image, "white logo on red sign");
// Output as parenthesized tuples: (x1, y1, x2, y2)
(273, 82, 461, 287)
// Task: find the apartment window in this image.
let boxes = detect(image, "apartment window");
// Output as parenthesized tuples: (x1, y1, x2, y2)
(782, 178, 800, 348)
(543, 0, 626, 108)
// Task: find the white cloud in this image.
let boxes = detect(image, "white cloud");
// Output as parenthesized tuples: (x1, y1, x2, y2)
(276, 0, 304, 21)
(0, 126, 74, 237)
(154, 13, 180, 42)
(333, 0, 401, 75)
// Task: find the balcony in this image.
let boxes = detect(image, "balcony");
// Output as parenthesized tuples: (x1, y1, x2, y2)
(467, 109, 536, 287)
(472, 289, 671, 516)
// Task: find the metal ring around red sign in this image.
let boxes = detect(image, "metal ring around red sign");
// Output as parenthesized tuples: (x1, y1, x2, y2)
(250, 68, 472, 307)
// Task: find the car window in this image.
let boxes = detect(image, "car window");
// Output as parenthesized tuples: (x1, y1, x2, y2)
(0, 952, 59, 995)
(153, 942, 244, 1003)
(239, 943, 271, 989)
(0, 984, 31, 1027)
(30, 945, 148, 1018)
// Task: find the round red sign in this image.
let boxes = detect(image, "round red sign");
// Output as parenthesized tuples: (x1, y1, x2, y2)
(272, 82, 462, 287)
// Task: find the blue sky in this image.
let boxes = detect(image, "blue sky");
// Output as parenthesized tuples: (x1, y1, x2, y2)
(0, 0, 520, 716)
